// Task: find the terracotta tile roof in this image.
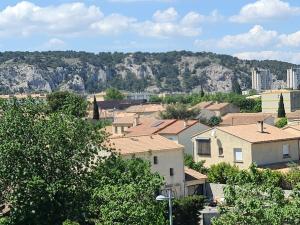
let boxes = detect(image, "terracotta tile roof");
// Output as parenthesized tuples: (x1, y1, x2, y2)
(206, 102, 230, 111)
(125, 104, 165, 113)
(184, 167, 207, 181)
(125, 118, 177, 137)
(158, 120, 199, 135)
(284, 110, 300, 120)
(220, 113, 273, 126)
(190, 101, 213, 110)
(218, 123, 300, 143)
(109, 135, 183, 155)
(284, 124, 300, 131)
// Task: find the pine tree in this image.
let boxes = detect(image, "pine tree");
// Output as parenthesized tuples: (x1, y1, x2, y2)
(93, 95, 100, 120)
(232, 76, 242, 94)
(277, 93, 286, 118)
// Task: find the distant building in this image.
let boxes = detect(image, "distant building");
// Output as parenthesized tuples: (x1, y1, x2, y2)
(192, 123, 300, 169)
(261, 90, 300, 113)
(251, 68, 272, 92)
(220, 113, 274, 126)
(287, 68, 300, 90)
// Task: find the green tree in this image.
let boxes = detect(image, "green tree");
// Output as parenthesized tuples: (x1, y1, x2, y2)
(207, 116, 222, 127)
(212, 183, 286, 225)
(93, 95, 100, 120)
(104, 88, 124, 100)
(160, 103, 199, 120)
(0, 99, 107, 225)
(184, 154, 208, 174)
(275, 117, 287, 128)
(208, 163, 239, 184)
(89, 156, 166, 225)
(47, 91, 87, 117)
(173, 195, 205, 225)
(278, 93, 286, 118)
(200, 88, 205, 97)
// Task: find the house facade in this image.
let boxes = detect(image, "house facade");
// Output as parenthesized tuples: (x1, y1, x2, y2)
(192, 123, 300, 169)
(110, 135, 186, 197)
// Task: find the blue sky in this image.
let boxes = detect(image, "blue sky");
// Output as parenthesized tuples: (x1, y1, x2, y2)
(0, 0, 299, 63)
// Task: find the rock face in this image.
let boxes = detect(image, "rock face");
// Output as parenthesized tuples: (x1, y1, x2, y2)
(0, 51, 295, 94)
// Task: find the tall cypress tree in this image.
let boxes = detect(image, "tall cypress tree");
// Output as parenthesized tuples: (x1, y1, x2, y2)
(93, 95, 100, 120)
(232, 76, 242, 95)
(277, 93, 286, 118)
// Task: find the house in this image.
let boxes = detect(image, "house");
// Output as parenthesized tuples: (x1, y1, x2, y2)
(125, 118, 209, 155)
(112, 113, 140, 135)
(220, 113, 274, 126)
(262, 90, 300, 113)
(192, 102, 240, 121)
(184, 167, 207, 196)
(283, 124, 300, 136)
(109, 135, 186, 197)
(125, 104, 165, 117)
(192, 122, 300, 169)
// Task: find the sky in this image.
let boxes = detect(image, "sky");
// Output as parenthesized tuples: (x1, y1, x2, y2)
(0, 0, 299, 63)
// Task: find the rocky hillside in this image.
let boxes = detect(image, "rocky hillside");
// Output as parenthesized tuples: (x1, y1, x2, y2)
(0, 51, 297, 94)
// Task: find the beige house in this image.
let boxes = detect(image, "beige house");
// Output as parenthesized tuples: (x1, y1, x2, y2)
(125, 104, 165, 117)
(192, 123, 300, 169)
(220, 113, 274, 126)
(109, 135, 186, 197)
(262, 90, 300, 113)
(193, 101, 240, 120)
(125, 119, 209, 155)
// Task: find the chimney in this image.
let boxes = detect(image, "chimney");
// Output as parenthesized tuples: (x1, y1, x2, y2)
(257, 121, 264, 133)
(133, 114, 140, 127)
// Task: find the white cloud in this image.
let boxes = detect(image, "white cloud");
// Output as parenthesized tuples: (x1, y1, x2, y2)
(218, 25, 278, 49)
(153, 7, 178, 22)
(0, 1, 103, 37)
(279, 31, 300, 47)
(44, 38, 66, 50)
(91, 14, 136, 35)
(234, 50, 300, 64)
(108, 0, 173, 2)
(230, 0, 300, 23)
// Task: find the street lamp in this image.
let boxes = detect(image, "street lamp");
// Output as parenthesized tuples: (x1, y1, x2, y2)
(156, 189, 173, 225)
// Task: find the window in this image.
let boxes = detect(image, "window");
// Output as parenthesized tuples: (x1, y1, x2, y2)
(170, 168, 174, 176)
(196, 138, 211, 156)
(219, 147, 224, 156)
(234, 148, 243, 162)
(153, 156, 158, 165)
(283, 144, 290, 158)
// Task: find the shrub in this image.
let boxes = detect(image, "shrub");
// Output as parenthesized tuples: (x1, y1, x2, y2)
(62, 220, 80, 225)
(173, 195, 205, 225)
(275, 117, 287, 128)
(208, 163, 239, 184)
(207, 116, 222, 127)
(184, 155, 208, 174)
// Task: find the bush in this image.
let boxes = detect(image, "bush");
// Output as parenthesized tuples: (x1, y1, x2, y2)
(275, 117, 287, 128)
(207, 116, 222, 127)
(184, 155, 208, 174)
(208, 163, 239, 184)
(173, 195, 205, 225)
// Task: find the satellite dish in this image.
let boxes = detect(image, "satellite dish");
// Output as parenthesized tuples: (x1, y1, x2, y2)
(211, 128, 216, 137)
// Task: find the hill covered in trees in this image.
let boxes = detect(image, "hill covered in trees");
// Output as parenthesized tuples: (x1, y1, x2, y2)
(0, 51, 296, 94)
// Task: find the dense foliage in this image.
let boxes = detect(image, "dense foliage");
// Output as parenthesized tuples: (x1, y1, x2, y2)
(47, 91, 87, 117)
(160, 103, 199, 120)
(275, 117, 288, 128)
(184, 155, 208, 174)
(0, 99, 167, 225)
(151, 92, 261, 113)
(104, 88, 124, 100)
(208, 163, 239, 184)
(278, 93, 286, 118)
(173, 195, 205, 225)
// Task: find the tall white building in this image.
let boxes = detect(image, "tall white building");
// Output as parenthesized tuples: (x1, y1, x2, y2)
(251, 68, 272, 92)
(287, 68, 300, 90)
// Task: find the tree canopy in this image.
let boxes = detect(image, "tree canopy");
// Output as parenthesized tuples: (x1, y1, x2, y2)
(104, 88, 124, 100)
(160, 103, 199, 120)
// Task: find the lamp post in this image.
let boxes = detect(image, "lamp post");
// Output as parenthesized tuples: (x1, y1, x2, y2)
(156, 189, 173, 225)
